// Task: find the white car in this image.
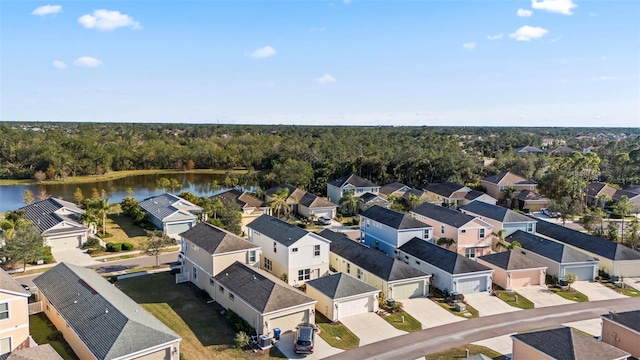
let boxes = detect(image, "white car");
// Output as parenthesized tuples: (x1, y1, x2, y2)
(318, 216, 332, 225)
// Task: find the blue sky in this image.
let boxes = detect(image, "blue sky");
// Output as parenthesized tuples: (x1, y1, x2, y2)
(1, 0, 638, 127)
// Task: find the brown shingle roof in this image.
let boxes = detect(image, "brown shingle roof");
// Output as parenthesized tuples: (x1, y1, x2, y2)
(482, 172, 537, 186)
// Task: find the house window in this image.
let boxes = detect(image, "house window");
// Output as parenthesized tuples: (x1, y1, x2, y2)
(313, 245, 321, 257)
(265, 258, 272, 271)
(273, 242, 277, 253)
(0, 337, 11, 356)
(527, 223, 534, 233)
(424, 229, 430, 239)
(229, 293, 235, 301)
(479, 228, 485, 239)
(356, 268, 363, 280)
(347, 263, 351, 274)
(0, 303, 7, 320)
(415, 260, 421, 265)
(460, 229, 466, 234)
(465, 248, 476, 259)
(366, 220, 370, 228)
(192, 266, 198, 281)
(210, 278, 215, 285)
(247, 250, 256, 263)
(441, 225, 445, 234)
(292, 248, 298, 253)
(219, 285, 225, 293)
(298, 269, 311, 281)
(499, 185, 505, 192)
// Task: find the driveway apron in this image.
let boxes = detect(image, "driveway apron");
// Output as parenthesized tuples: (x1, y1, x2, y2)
(570, 281, 627, 301)
(339, 313, 407, 346)
(512, 286, 574, 307)
(402, 298, 465, 329)
(464, 292, 522, 317)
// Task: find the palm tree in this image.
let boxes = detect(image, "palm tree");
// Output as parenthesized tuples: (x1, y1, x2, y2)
(503, 186, 518, 209)
(495, 240, 522, 251)
(269, 188, 291, 219)
(436, 237, 456, 250)
(492, 229, 508, 252)
(339, 191, 361, 216)
(406, 194, 421, 210)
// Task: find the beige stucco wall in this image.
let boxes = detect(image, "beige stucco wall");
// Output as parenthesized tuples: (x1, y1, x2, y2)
(483, 182, 536, 201)
(330, 253, 389, 297)
(602, 319, 640, 358)
(512, 339, 553, 360)
(306, 286, 336, 321)
(184, 242, 213, 276)
(262, 305, 314, 335)
(214, 283, 261, 332)
(0, 291, 30, 352)
(214, 251, 259, 276)
(508, 269, 545, 288)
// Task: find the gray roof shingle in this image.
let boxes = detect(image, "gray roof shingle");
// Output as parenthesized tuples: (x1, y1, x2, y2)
(421, 182, 466, 198)
(0, 268, 30, 296)
(602, 310, 640, 333)
(477, 250, 546, 270)
(19, 198, 87, 234)
(139, 193, 201, 221)
(506, 230, 597, 264)
(361, 206, 431, 230)
(411, 203, 476, 228)
(319, 230, 429, 282)
(180, 222, 259, 255)
(6, 344, 63, 360)
(32, 263, 180, 360)
(305, 273, 379, 300)
(246, 214, 310, 247)
(398, 238, 492, 274)
(460, 202, 533, 223)
(327, 174, 378, 188)
(212, 189, 266, 208)
(215, 262, 315, 313)
(359, 193, 389, 204)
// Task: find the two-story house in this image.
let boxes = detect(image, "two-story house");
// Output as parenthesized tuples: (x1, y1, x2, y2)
(586, 182, 640, 209)
(326, 174, 380, 204)
(460, 201, 537, 246)
(179, 222, 261, 296)
(139, 193, 205, 236)
(211, 189, 271, 234)
(0, 268, 31, 356)
(421, 182, 497, 209)
(359, 205, 433, 256)
(480, 172, 538, 201)
(246, 215, 331, 286)
(411, 202, 493, 259)
(601, 310, 640, 358)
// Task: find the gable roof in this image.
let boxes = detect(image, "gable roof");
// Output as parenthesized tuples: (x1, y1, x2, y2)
(547, 146, 576, 154)
(535, 220, 640, 261)
(517, 190, 549, 202)
(19, 197, 87, 234)
(319, 230, 429, 282)
(478, 250, 546, 270)
(602, 310, 640, 333)
(305, 273, 379, 300)
(359, 193, 389, 204)
(32, 263, 180, 360)
(327, 174, 378, 188)
(411, 202, 477, 228)
(421, 182, 468, 198)
(297, 192, 337, 209)
(398, 238, 491, 274)
(464, 189, 494, 201)
(506, 230, 598, 264)
(6, 344, 63, 360)
(380, 182, 411, 196)
(264, 184, 308, 204)
(246, 214, 311, 247)
(512, 327, 630, 360)
(515, 146, 544, 153)
(586, 182, 618, 198)
(361, 206, 431, 230)
(139, 193, 202, 221)
(481, 172, 537, 186)
(214, 262, 315, 313)
(0, 268, 30, 297)
(460, 202, 534, 223)
(180, 222, 258, 255)
(213, 189, 266, 209)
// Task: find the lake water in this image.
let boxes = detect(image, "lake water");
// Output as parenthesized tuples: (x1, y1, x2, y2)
(0, 173, 233, 213)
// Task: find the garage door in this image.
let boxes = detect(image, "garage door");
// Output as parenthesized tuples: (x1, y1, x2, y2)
(268, 310, 309, 334)
(391, 281, 424, 299)
(312, 210, 332, 219)
(457, 277, 487, 294)
(337, 297, 371, 319)
(166, 222, 193, 236)
(48, 235, 82, 250)
(563, 266, 595, 281)
(510, 273, 540, 288)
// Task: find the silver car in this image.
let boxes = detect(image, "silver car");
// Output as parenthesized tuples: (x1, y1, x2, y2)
(294, 323, 316, 355)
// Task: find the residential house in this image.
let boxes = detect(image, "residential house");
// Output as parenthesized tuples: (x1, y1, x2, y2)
(6, 344, 63, 360)
(379, 182, 413, 199)
(212, 262, 316, 335)
(179, 222, 260, 296)
(515, 190, 550, 212)
(246, 215, 330, 286)
(586, 182, 640, 208)
(326, 174, 380, 204)
(32, 263, 182, 360)
(411, 202, 493, 258)
(398, 238, 493, 294)
(264, 184, 338, 220)
(19, 198, 92, 251)
(211, 189, 271, 233)
(511, 327, 630, 360)
(305, 273, 379, 321)
(0, 268, 31, 356)
(535, 220, 640, 277)
(480, 172, 538, 201)
(601, 310, 640, 358)
(359, 205, 433, 256)
(358, 192, 391, 212)
(460, 201, 537, 245)
(422, 182, 474, 208)
(514, 146, 544, 154)
(319, 229, 430, 300)
(546, 146, 576, 155)
(477, 251, 547, 290)
(139, 193, 204, 236)
(506, 230, 599, 281)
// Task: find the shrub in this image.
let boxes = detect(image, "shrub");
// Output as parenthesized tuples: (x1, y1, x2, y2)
(108, 276, 118, 283)
(352, 218, 360, 225)
(121, 242, 134, 251)
(87, 247, 106, 255)
(47, 330, 64, 342)
(97, 232, 114, 239)
(235, 331, 249, 348)
(296, 222, 308, 229)
(226, 309, 256, 336)
(106, 243, 122, 252)
(83, 237, 101, 249)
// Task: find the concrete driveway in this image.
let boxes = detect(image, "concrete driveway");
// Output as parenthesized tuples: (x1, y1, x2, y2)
(563, 318, 603, 337)
(276, 330, 342, 359)
(512, 286, 574, 307)
(340, 313, 407, 346)
(472, 334, 513, 358)
(623, 277, 640, 291)
(52, 248, 100, 266)
(402, 298, 465, 329)
(570, 281, 627, 301)
(464, 292, 522, 317)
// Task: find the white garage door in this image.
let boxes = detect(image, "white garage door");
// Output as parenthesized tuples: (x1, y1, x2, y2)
(166, 222, 193, 236)
(48, 235, 82, 250)
(456, 277, 487, 294)
(337, 297, 371, 319)
(268, 310, 309, 334)
(391, 281, 424, 299)
(563, 266, 595, 281)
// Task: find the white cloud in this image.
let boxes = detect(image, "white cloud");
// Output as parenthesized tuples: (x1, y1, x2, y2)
(249, 46, 276, 59)
(509, 26, 548, 41)
(517, 8, 533, 17)
(531, 0, 577, 15)
(590, 76, 616, 82)
(463, 42, 477, 50)
(487, 33, 504, 40)
(316, 74, 336, 84)
(78, 10, 141, 31)
(52, 60, 67, 69)
(73, 56, 102, 67)
(32, 5, 62, 16)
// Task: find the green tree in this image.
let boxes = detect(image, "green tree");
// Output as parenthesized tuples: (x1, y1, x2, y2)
(208, 201, 242, 235)
(613, 195, 633, 241)
(503, 186, 518, 209)
(0, 225, 46, 271)
(169, 178, 182, 193)
(564, 273, 576, 291)
(269, 188, 291, 219)
(406, 194, 421, 210)
(339, 191, 362, 216)
(436, 237, 456, 250)
(496, 240, 522, 251)
(271, 158, 314, 189)
(606, 221, 619, 242)
(144, 230, 175, 267)
(73, 187, 84, 205)
(156, 177, 171, 191)
(125, 187, 134, 197)
(23, 190, 34, 205)
(625, 217, 640, 250)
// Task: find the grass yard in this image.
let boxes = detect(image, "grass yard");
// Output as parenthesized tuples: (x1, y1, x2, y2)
(601, 281, 640, 297)
(30, 313, 79, 360)
(426, 344, 507, 360)
(103, 213, 149, 249)
(436, 300, 479, 319)
(116, 273, 285, 360)
(382, 311, 422, 332)
(315, 313, 360, 350)
(548, 287, 589, 302)
(494, 290, 535, 309)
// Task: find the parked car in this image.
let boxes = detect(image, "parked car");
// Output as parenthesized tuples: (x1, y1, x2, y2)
(318, 216, 332, 226)
(541, 208, 560, 218)
(293, 323, 316, 355)
(21, 284, 30, 292)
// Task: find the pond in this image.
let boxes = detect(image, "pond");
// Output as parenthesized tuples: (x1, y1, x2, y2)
(0, 172, 237, 213)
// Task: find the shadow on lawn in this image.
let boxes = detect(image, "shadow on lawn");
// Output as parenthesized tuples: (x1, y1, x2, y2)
(91, 264, 138, 274)
(109, 214, 147, 238)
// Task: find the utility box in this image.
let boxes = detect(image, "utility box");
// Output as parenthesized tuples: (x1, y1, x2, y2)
(258, 335, 272, 350)
(455, 303, 467, 312)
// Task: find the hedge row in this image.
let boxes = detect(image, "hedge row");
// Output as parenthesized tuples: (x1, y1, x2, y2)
(106, 242, 135, 252)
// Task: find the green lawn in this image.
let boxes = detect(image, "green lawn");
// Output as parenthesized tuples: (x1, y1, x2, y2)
(494, 290, 535, 309)
(601, 281, 640, 297)
(426, 344, 507, 360)
(104, 213, 149, 249)
(315, 313, 360, 350)
(548, 287, 589, 302)
(382, 311, 422, 332)
(116, 273, 285, 360)
(436, 301, 479, 319)
(30, 313, 79, 360)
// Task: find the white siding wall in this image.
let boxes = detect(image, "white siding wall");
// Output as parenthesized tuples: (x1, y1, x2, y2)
(248, 229, 290, 268)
